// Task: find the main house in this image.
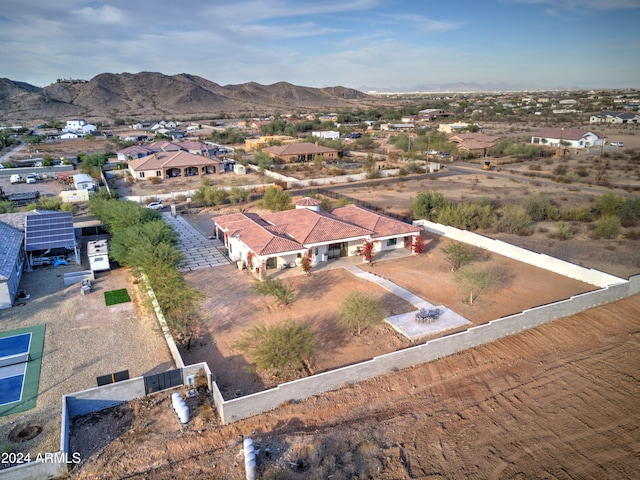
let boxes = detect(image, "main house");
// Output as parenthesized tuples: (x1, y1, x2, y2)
(261, 142, 339, 163)
(213, 198, 421, 273)
(530, 127, 605, 149)
(116, 140, 220, 162)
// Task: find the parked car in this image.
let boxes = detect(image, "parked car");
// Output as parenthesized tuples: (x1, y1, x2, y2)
(145, 201, 164, 210)
(26, 174, 37, 184)
(427, 150, 439, 155)
(10, 174, 24, 184)
(610, 141, 624, 147)
(440, 152, 451, 158)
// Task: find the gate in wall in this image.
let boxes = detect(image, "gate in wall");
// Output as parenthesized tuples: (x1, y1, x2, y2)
(144, 368, 183, 394)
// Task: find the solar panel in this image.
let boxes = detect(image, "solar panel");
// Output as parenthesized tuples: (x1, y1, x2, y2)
(25, 212, 76, 252)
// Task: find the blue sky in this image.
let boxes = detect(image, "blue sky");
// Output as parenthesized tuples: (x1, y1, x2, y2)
(2, 0, 639, 90)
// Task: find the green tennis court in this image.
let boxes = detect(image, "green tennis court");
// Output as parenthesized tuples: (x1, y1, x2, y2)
(0, 325, 45, 416)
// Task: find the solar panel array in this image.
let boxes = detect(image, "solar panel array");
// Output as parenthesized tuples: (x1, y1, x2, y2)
(25, 212, 76, 252)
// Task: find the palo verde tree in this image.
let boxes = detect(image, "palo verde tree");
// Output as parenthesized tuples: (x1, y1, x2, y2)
(454, 266, 499, 305)
(261, 186, 293, 212)
(232, 318, 317, 375)
(412, 191, 450, 220)
(441, 241, 478, 271)
(338, 292, 385, 336)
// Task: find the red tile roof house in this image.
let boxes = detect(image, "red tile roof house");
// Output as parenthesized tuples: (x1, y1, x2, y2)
(530, 128, 605, 149)
(213, 198, 422, 275)
(127, 150, 225, 181)
(448, 133, 500, 157)
(117, 140, 219, 162)
(262, 142, 339, 163)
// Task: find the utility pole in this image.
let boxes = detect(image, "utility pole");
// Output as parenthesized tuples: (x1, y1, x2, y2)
(596, 128, 605, 185)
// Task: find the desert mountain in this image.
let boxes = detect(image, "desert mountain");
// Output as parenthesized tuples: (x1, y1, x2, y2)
(0, 72, 373, 122)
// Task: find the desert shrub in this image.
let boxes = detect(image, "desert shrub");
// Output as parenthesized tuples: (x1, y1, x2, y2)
(522, 192, 560, 221)
(575, 166, 589, 177)
(36, 197, 63, 210)
(335, 197, 353, 207)
(436, 202, 495, 230)
(412, 191, 450, 220)
(147, 176, 162, 185)
(594, 193, 624, 217)
(624, 229, 640, 240)
(252, 277, 295, 306)
(561, 205, 592, 222)
(0, 201, 16, 213)
(551, 221, 573, 240)
(229, 186, 251, 204)
(593, 215, 621, 239)
(494, 205, 533, 235)
(441, 241, 478, 271)
(232, 318, 316, 375)
(553, 165, 568, 176)
(620, 196, 640, 226)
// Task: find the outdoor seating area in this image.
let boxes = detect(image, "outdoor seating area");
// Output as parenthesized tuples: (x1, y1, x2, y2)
(415, 307, 441, 323)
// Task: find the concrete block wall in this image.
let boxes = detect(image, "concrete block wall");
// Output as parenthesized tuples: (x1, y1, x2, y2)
(217, 281, 632, 424)
(64, 377, 147, 419)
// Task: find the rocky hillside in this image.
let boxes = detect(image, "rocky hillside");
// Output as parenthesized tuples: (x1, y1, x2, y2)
(0, 72, 374, 122)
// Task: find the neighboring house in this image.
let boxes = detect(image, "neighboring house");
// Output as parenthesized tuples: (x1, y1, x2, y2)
(380, 123, 414, 131)
(311, 131, 340, 140)
(60, 132, 80, 140)
(127, 150, 225, 180)
(448, 133, 500, 156)
(531, 128, 605, 149)
(590, 111, 640, 124)
(117, 145, 155, 161)
(262, 142, 339, 163)
(81, 124, 98, 134)
(0, 219, 26, 309)
(213, 199, 421, 272)
(64, 119, 85, 132)
(438, 122, 475, 134)
(116, 141, 220, 162)
(245, 136, 296, 150)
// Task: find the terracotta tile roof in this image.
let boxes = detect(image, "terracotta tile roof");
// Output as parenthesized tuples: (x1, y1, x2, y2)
(295, 197, 322, 206)
(330, 205, 420, 238)
(263, 142, 339, 156)
(448, 133, 500, 151)
(118, 145, 155, 156)
(262, 208, 373, 244)
(127, 151, 223, 171)
(214, 205, 419, 256)
(213, 213, 304, 256)
(147, 140, 184, 151)
(531, 127, 603, 141)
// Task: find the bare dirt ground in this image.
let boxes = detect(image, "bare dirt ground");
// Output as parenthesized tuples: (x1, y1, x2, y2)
(69, 295, 640, 479)
(178, 232, 595, 399)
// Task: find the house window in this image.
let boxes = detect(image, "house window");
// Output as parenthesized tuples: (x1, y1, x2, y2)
(139, 172, 145, 178)
(156, 171, 161, 177)
(386, 238, 397, 247)
(314, 248, 318, 255)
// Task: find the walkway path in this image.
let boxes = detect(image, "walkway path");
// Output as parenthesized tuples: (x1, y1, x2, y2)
(344, 264, 471, 341)
(161, 212, 231, 272)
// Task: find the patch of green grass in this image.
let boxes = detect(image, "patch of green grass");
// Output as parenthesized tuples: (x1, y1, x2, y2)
(104, 289, 131, 306)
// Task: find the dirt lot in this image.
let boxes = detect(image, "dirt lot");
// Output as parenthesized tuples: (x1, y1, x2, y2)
(69, 295, 640, 479)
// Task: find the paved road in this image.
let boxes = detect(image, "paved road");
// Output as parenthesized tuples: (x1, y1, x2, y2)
(161, 212, 231, 272)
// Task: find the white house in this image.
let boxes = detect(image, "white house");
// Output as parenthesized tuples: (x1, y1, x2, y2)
(311, 131, 340, 140)
(213, 199, 421, 273)
(64, 119, 85, 132)
(590, 111, 640, 124)
(60, 132, 80, 140)
(531, 127, 605, 149)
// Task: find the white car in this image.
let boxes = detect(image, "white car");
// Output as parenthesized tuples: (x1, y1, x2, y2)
(610, 141, 624, 147)
(145, 201, 164, 210)
(427, 150, 439, 155)
(26, 174, 37, 184)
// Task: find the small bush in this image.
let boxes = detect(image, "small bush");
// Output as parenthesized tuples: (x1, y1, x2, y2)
(562, 205, 592, 222)
(593, 215, 621, 239)
(550, 221, 573, 240)
(147, 176, 162, 185)
(494, 205, 533, 235)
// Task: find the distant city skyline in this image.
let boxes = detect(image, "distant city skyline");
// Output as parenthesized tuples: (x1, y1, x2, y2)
(2, 0, 639, 91)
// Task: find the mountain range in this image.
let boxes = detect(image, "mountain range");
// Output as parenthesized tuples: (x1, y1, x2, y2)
(0, 72, 377, 123)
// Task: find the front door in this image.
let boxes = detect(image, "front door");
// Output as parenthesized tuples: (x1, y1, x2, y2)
(327, 242, 347, 259)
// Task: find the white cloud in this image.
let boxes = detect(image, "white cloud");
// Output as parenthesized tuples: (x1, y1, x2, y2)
(74, 5, 126, 24)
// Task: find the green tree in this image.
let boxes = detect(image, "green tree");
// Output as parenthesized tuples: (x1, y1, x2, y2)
(254, 151, 272, 171)
(261, 186, 292, 212)
(494, 205, 534, 235)
(232, 318, 317, 374)
(412, 191, 450, 220)
(338, 292, 385, 336)
(522, 193, 559, 221)
(454, 266, 498, 305)
(593, 215, 621, 239)
(441, 241, 478, 271)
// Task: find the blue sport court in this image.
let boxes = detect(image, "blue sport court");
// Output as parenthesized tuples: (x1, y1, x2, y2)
(0, 326, 45, 416)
